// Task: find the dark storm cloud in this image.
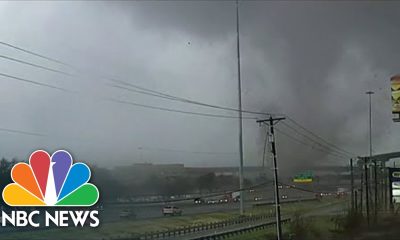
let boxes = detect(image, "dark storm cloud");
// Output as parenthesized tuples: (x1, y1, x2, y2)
(0, 1, 398, 174)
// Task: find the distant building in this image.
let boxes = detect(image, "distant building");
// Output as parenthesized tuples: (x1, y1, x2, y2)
(114, 163, 268, 183)
(114, 163, 186, 183)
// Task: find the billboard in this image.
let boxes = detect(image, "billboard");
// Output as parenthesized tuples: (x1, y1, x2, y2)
(388, 168, 400, 204)
(391, 75, 400, 113)
(293, 171, 313, 183)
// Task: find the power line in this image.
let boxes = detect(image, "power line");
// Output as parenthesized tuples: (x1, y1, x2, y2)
(0, 40, 357, 157)
(0, 70, 257, 120)
(110, 83, 273, 116)
(0, 54, 75, 77)
(286, 116, 356, 156)
(112, 82, 356, 158)
(0, 41, 73, 68)
(0, 72, 71, 92)
(0, 127, 45, 137)
(0, 53, 260, 120)
(111, 82, 355, 158)
(0, 43, 357, 160)
(280, 121, 353, 158)
(106, 98, 257, 120)
(1, 47, 247, 118)
(0, 41, 278, 117)
(0, 69, 256, 120)
(274, 126, 348, 160)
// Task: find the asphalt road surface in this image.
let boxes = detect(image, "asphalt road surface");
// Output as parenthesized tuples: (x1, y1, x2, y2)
(99, 187, 315, 222)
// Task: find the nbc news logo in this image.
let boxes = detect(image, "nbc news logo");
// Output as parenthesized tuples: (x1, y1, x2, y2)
(1, 150, 100, 227)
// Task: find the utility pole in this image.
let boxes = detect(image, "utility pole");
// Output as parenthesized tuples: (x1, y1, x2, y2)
(366, 91, 376, 221)
(262, 129, 268, 168)
(360, 163, 363, 215)
(235, 0, 245, 215)
(381, 165, 385, 211)
(257, 116, 285, 240)
(350, 158, 354, 211)
(384, 167, 388, 211)
(355, 190, 358, 213)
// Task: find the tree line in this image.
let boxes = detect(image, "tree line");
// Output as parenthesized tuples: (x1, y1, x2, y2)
(0, 158, 254, 203)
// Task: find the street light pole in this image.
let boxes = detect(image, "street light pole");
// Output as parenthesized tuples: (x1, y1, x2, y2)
(364, 157, 370, 225)
(235, 0, 245, 215)
(366, 91, 376, 221)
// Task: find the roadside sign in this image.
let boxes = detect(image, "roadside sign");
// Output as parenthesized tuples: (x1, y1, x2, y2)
(293, 171, 313, 183)
(388, 168, 400, 204)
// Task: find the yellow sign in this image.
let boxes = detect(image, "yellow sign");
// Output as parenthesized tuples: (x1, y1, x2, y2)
(293, 178, 313, 183)
(392, 75, 400, 113)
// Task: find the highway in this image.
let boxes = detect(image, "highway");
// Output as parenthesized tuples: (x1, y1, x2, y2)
(99, 187, 316, 222)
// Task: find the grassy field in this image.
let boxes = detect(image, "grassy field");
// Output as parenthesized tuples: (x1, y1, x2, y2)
(0, 197, 346, 240)
(223, 198, 347, 240)
(224, 215, 337, 240)
(225, 227, 283, 240)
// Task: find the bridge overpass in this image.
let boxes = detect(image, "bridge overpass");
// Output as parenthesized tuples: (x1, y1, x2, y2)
(357, 151, 400, 166)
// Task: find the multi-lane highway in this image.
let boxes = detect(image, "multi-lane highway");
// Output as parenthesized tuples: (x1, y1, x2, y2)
(99, 186, 316, 222)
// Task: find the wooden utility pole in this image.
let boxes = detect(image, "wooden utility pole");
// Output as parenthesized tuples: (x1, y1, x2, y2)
(360, 164, 364, 215)
(350, 158, 354, 211)
(257, 116, 285, 240)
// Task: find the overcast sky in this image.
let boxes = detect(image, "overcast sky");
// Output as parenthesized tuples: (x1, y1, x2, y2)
(0, 1, 399, 173)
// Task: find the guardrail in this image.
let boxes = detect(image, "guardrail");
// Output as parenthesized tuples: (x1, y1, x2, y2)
(109, 217, 290, 240)
(138, 213, 274, 240)
(107, 213, 275, 240)
(253, 197, 318, 207)
(189, 218, 291, 240)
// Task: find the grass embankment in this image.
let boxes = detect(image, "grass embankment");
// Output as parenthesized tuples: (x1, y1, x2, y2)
(224, 197, 347, 240)
(223, 215, 338, 240)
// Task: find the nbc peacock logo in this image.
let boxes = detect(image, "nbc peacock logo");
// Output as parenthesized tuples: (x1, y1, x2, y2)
(2, 150, 99, 206)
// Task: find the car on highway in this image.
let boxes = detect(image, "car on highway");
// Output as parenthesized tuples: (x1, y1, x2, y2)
(119, 209, 136, 219)
(162, 206, 182, 216)
(206, 199, 219, 204)
(281, 195, 288, 199)
(254, 196, 262, 201)
(233, 196, 240, 202)
(194, 198, 205, 204)
(219, 198, 228, 203)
